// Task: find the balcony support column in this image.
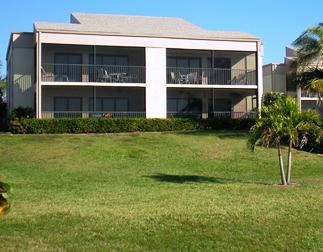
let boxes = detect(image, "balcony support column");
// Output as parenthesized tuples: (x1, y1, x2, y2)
(297, 86, 302, 111)
(36, 32, 42, 118)
(93, 45, 97, 113)
(145, 47, 167, 118)
(256, 42, 263, 113)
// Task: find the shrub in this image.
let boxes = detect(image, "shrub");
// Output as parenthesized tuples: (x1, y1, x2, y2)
(9, 118, 202, 134)
(263, 92, 286, 106)
(201, 118, 256, 130)
(298, 127, 323, 153)
(9, 117, 256, 134)
(9, 106, 34, 120)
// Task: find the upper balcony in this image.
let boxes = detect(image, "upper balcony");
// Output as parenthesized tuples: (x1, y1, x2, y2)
(166, 49, 257, 86)
(41, 64, 146, 84)
(40, 44, 146, 85)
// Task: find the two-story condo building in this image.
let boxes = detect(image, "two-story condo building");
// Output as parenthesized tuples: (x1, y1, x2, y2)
(6, 13, 263, 119)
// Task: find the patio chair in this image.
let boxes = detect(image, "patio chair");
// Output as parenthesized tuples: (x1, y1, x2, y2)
(97, 68, 111, 82)
(41, 66, 55, 81)
(178, 72, 189, 84)
(119, 73, 132, 83)
(188, 72, 198, 84)
(201, 71, 208, 84)
(170, 71, 177, 83)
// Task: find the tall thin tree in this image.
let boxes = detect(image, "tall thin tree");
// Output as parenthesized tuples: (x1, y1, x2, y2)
(249, 95, 320, 185)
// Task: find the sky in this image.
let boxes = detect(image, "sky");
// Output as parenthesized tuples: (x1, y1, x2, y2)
(1, 0, 323, 75)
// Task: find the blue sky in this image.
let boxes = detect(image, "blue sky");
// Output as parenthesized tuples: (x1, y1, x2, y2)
(1, 0, 322, 75)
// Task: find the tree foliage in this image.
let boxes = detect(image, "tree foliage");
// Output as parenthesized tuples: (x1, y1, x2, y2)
(263, 92, 287, 107)
(292, 23, 323, 68)
(249, 94, 321, 185)
(292, 23, 323, 106)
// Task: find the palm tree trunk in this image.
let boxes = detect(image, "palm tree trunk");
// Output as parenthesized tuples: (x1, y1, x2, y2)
(278, 144, 287, 185)
(286, 139, 292, 184)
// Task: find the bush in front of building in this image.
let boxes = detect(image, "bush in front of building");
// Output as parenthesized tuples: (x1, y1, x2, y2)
(9, 118, 202, 134)
(9, 106, 34, 120)
(201, 117, 256, 130)
(8, 117, 258, 134)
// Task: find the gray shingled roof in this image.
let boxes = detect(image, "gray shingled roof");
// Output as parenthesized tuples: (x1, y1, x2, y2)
(34, 13, 259, 41)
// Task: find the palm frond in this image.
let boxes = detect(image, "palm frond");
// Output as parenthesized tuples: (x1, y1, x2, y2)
(292, 23, 323, 67)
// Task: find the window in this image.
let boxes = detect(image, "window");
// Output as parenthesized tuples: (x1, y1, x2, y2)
(208, 98, 232, 112)
(89, 97, 129, 112)
(89, 55, 129, 66)
(208, 58, 231, 69)
(208, 57, 231, 84)
(54, 97, 82, 118)
(54, 54, 82, 82)
(167, 57, 201, 68)
(167, 98, 201, 113)
(54, 97, 82, 111)
(89, 55, 129, 82)
(167, 57, 201, 83)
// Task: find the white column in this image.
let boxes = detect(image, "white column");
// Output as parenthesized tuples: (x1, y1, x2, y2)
(297, 86, 302, 111)
(145, 47, 167, 118)
(257, 42, 263, 112)
(36, 32, 42, 118)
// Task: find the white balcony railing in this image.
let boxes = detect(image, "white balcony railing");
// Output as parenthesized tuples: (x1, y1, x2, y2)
(41, 64, 146, 83)
(167, 67, 257, 85)
(41, 111, 146, 119)
(167, 111, 257, 119)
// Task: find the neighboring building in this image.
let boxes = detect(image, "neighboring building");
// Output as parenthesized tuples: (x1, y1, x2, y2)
(7, 13, 263, 119)
(263, 47, 323, 115)
(263, 63, 286, 94)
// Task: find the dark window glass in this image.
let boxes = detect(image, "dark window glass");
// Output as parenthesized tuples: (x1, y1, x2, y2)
(213, 58, 231, 69)
(54, 97, 82, 118)
(89, 97, 129, 112)
(54, 97, 81, 111)
(89, 55, 128, 66)
(167, 57, 201, 68)
(208, 58, 231, 84)
(167, 98, 201, 113)
(208, 98, 232, 111)
(54, 54, 82, 82)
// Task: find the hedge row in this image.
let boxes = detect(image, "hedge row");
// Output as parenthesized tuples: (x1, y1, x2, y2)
(9, 117, 256, 134)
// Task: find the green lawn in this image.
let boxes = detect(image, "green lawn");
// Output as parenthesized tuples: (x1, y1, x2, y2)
(0, 131, 323, 251)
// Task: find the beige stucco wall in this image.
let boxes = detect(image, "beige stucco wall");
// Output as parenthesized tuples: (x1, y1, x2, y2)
(262, 64, 286, 94)
(263, 64, 273, 93)
(7, 33, 35, 112)
(41, 86, 145, 111)
(12, 48, 35, 110)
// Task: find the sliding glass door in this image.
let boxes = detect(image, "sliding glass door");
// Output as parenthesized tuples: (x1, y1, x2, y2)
(54, 54, 82, 82)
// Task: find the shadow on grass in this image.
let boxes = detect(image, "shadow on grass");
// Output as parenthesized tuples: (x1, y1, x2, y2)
(145, 173, 274, 186)
(173, 130, 248, 139)
(144, 173, 236, 184)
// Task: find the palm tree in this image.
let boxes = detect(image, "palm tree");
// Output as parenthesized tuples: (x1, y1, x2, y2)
(292, 23, 323, 111)
(292, 23, 323, 69)
(249, 96, 320, 185)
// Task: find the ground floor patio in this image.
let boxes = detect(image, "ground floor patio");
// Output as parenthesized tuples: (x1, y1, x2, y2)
(40, 86, 258, 119)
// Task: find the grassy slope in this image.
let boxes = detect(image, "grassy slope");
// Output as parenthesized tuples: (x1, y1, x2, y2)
(0, 131, 322, 251)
